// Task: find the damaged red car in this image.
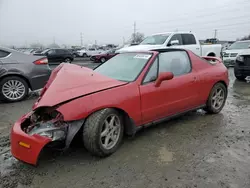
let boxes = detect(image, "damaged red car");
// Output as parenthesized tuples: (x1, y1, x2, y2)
(11, 49, 229, 165)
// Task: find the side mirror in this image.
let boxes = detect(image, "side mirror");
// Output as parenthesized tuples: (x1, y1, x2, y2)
(170, 40, 179, 46)
(155, 72, 174, 87)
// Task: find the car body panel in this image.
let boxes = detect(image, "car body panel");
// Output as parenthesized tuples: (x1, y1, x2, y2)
(90, 52, 118, 62)
(34, 64, 127, 108)
(235, 49, 250, 77)
(11, 49, 229, 165)
(0, 47, 51, 91)
(11, 113, 52, 165)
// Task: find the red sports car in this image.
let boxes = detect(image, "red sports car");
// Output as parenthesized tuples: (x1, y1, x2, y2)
(90, 49, 117, 63)
(11, 49, 229, 165)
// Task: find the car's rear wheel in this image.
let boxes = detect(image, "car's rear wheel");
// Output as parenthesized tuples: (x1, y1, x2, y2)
(204, 83, 227, 114)
(64, 58, 71, 63)
(0, 76, 29, 102)
(82, 53, 87, 58)
(100, 57, 106, 63)
(83, 108, 124, 157)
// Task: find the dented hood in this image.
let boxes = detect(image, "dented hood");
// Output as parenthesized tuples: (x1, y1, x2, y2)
(35, 64, 127, 107)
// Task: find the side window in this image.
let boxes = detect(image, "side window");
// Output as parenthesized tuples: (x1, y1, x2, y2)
(159, 51, 191, 76)
(181, 34, 197, 45)
(47, 49, 56, 55)
(168, 34, 183, 46)
(0, 50, 10, 58)
(55, 49, 63, 54)
(143, 58, 158, 83)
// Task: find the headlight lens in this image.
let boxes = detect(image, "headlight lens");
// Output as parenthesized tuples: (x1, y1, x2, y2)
(236, 55, 244, 62)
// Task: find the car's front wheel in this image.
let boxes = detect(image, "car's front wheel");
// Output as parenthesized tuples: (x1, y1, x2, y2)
(83, 108, 124, 157)
(64, 58, 72, 63)
(204, 83, 227, 114)
(0, 76, 29, 102)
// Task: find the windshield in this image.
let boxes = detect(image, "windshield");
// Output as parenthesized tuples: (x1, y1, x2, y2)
(41, 49, 50, 54)
(228, 41, 250, 50)
(94, 53, 152, 82)
(140, 34, 170, 45)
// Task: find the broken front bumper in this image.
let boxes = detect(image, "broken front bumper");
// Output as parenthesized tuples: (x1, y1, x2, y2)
(11, 114, 52, 165)
(11, 113, 84, 165)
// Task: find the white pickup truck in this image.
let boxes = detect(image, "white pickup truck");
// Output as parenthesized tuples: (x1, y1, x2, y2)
(117, 31, 222, 57)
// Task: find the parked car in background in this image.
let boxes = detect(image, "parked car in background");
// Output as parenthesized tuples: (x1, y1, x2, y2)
(234, 49, 250, 81)
(90, 49, 117, 63)
(86, 48, 103, 57)
(117, 31, 222, 58)
(34, 48, 74, 64)
(11, 48, 228, 165)
(77, 48, 87, 57)
(0, 47, 51, 102)
(222, 40, 250, 67)
(66, 49, 78, 58)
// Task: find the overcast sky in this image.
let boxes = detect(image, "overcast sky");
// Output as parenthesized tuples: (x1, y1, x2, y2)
(0, 0, 250, 47)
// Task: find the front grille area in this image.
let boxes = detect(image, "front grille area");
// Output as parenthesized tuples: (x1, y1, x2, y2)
(223, 53, 229, 57)
(244, 56, 250, 65)
(230, 53, 238, 57)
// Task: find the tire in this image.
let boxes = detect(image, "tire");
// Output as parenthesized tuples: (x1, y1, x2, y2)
(64, 58, 71, 63)
(204, 83, 227, 114)
(83, 108, 124, 157)
(82, 53, 87, 58)
(100, 57, 106, 63)
(0, 76, 29, 102)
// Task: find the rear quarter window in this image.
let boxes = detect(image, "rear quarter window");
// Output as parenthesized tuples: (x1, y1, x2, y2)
(0, 50, 11, 58)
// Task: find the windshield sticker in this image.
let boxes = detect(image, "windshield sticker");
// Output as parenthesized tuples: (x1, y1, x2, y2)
(134, 54, 151, 59)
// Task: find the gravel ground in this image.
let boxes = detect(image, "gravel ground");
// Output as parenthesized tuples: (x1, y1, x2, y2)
(0, 62, 250, 188)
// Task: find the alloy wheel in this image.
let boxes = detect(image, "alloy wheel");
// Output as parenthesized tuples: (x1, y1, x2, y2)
(100, 114, 121, 150)
(2, 80, 26, 100)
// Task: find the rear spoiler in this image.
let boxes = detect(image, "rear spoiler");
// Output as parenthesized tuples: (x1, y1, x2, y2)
(202, 56, 222, 63)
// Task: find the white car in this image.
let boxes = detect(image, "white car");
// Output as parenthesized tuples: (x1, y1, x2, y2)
(86, 48, 103, 57)
(222, 40, 250, 67)
(117, 31, 222, 58)
(77, 48, 87, 57)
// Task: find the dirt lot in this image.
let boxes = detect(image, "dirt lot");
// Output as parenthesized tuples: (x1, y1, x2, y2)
(0, 63, 250, 188)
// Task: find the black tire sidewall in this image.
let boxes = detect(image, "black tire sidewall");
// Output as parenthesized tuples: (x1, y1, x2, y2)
(83, 108, 124, 157)
(206, 83, 227, 114)
(0, 76, 29, 102)
(64, 58, 71, 63)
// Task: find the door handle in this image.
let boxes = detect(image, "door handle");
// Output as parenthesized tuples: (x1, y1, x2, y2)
(192, 76, 197, 82)
(196, 48, 200, 50)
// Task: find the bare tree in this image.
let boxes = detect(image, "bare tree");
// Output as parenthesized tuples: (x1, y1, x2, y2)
(30, 42, 44, 49)
(131, 32, 145, 44)
(239, 34, 250, 41)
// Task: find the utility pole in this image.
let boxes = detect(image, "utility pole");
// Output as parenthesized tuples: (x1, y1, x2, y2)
(214, 29, 217, 38)
(133, 21, 136, 42)
(80, 32, 83, 46)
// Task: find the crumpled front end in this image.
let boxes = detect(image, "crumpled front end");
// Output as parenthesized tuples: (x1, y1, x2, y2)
(11, 107, 84, 165)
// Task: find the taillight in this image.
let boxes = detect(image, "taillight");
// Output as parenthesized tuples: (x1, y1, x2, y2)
(34, 58, 48, 65)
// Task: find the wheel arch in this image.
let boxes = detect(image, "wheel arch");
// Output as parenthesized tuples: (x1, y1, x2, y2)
(83, 107, 138, 136)
(207, 52, 216, 57)
(0, 74, 31, 89)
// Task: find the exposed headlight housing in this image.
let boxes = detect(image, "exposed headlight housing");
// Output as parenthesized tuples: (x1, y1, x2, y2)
(236, 55, 244, 62)
(28, 121, 67, 141)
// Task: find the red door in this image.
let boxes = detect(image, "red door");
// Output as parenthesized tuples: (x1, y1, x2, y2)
(139, 50, 200, 124)
(139, 73, 199, 124)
